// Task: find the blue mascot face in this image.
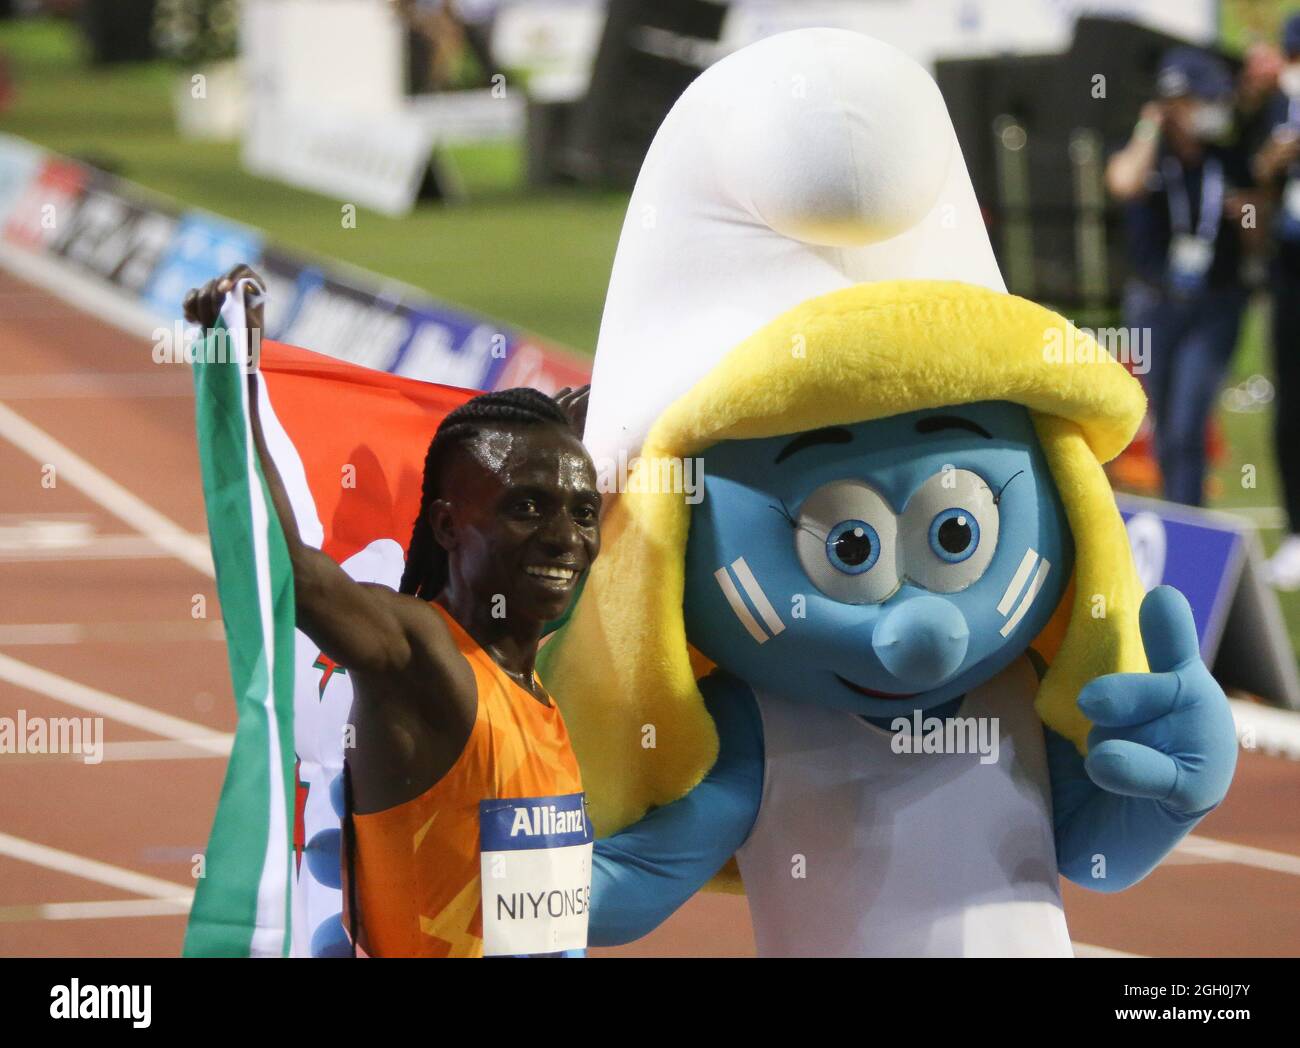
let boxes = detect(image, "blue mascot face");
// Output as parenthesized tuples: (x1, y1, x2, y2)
(683, 400, 1074, 716)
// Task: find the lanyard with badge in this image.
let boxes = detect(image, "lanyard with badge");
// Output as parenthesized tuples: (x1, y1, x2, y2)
(1279, 94, 1300, 241)
(1163, 154, 1224, 297)
(478, 791, 594, 956)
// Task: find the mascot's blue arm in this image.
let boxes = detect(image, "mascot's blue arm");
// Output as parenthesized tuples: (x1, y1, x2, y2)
(1045, 587, 1238, 892)
(588, 672, 765, 946)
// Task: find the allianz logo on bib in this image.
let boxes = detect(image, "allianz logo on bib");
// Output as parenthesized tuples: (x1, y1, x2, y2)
(480, 792, 593, 853)
(509, 802, 586, 838)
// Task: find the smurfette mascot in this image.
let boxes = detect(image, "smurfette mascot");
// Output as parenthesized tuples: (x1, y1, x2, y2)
(546, 28, 1238, 957)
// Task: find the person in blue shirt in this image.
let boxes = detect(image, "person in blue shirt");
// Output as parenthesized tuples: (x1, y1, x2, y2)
(1254, 15, 1300, 590)
(1106, 48, 1253, 508)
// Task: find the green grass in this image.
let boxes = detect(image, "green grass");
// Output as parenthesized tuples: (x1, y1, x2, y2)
(0, 17, 626, 350)
(4, 16, 1299, 664)
(1220, 0, 1300, 53)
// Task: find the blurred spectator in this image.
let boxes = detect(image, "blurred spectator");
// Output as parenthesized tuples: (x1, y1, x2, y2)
(395, 0, 496, 92)
(1254, 14, 1300, 590)
(1237, 40, 1284, 157)
(1105, 48, 1253, 508)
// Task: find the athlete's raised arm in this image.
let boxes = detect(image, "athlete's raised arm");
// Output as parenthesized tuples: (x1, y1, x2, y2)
(182, 266, 463, 685)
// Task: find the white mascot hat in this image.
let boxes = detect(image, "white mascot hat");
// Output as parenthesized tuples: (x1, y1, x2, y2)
(583, 27, 1005, 468)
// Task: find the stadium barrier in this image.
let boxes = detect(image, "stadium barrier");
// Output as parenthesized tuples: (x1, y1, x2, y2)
(0, 132, 591, 395)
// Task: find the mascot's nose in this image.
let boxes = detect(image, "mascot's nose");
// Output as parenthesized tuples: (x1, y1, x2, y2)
(872, 595, 970, 691)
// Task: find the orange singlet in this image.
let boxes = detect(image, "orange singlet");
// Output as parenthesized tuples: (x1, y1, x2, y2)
(349, 602, 590, 958)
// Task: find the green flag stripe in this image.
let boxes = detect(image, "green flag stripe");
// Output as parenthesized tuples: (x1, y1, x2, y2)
(183, 316, 296, 957)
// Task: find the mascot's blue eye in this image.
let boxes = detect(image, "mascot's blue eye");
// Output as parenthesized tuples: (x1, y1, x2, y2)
(928, 509, 979, 563)
(825, 519, 880, 575)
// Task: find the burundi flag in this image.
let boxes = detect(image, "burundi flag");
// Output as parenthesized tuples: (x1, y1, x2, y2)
(183, 285, 473, 957)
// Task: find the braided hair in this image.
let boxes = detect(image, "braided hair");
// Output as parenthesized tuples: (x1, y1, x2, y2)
(398, 387, 573, 601)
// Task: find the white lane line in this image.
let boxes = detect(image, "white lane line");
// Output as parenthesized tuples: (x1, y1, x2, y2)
(0, 621, 225, 645)
(0, 897, 193, 922)
(0, 373, 191, 400)
(0, 533, 213, 564)
(0, 624, 82, 645)
(0, 832, 194, 900)
(0, 652, 230, 754)
(730, 557, 785, 637)
(0, 738, 232, 763)
(714, 565, 768, 644)
(1177, 834, 1300, 877)
(997, 548, 1039, 616)
(0, 400, 213, 577)
(1230, 699, 1300, 762)
(1072, 942, 1145, 958)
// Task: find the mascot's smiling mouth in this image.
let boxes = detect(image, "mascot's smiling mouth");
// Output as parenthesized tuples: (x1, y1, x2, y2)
(834, 674, 921, 700)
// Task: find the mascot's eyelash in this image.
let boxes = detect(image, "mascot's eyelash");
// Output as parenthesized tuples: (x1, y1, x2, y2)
(771, 472, 1021, 538)
(992, 470, 1024, 505)
(770, 501, 824, 541)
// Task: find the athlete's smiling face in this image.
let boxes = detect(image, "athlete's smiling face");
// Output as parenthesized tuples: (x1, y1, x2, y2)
(682, 401, 1074, 716)
(437, 424, 601, 625)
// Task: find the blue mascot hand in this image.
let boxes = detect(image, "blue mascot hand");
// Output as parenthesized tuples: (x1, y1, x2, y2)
(1076, 586, 1237, 817)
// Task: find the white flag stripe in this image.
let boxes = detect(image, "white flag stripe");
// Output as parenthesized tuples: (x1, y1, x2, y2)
(257, 365, 326, 550)
(224, 289, 292, 960)
(997, 548, 1040, 616)
(1000, 558, 1052, 637)
(731, 557, 785, 637)
(714, 566, 769, 644)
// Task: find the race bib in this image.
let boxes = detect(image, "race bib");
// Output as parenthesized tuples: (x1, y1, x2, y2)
(479, 792, 593, 957)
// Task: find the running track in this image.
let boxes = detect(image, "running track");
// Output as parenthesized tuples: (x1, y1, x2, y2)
(0, 269, 1297, 958)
